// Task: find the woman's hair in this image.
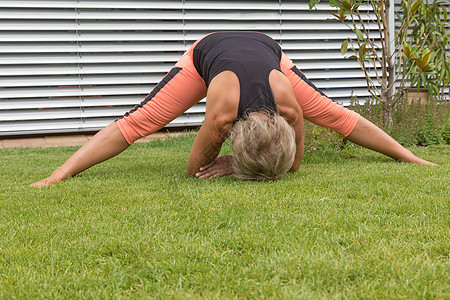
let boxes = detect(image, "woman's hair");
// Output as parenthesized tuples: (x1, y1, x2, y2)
(230, 111, 296, 181)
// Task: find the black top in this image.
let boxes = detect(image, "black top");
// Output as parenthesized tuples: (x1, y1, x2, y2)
(193, 32, 282, 120)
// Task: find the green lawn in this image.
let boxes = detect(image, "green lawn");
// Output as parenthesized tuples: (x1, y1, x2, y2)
(0, 134, 448, 299)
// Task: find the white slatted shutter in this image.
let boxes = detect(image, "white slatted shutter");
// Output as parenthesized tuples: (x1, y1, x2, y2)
(0, 0, 404, 136)
(1, 0, 192, 135)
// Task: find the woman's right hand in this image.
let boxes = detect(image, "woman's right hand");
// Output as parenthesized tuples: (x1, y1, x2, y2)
(195, 155, 234, 178)
(29, 176, 58, 187)
(29, 168, 69, 187)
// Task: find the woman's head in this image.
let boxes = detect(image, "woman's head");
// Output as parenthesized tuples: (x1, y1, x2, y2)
(230, 111, 296, 181)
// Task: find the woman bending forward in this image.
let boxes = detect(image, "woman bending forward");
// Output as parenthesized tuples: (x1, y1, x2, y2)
(30, 32, 436, 187)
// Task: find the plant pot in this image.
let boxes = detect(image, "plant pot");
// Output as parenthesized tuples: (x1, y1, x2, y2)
(406, 88, 428, 105)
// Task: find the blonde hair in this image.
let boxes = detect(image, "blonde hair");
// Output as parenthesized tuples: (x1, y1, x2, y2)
(230, 112, 296, 181)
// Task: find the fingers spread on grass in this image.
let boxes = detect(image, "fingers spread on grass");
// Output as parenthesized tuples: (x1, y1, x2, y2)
(198, 160, 216, 172)
(196, 156, 234, 178)
(29, 178, 50, 187)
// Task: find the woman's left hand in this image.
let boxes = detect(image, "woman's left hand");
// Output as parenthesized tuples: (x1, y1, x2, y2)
(195, 155, 234, 178)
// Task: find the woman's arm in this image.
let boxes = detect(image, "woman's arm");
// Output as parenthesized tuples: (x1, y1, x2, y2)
(187, 116, 232, 177)
(30, 122, 130, 187)
(188, 70, 239, 178)
(267, 68, 305, 172)
(346, 116, 438, 165)
(289, 117, 304, 172)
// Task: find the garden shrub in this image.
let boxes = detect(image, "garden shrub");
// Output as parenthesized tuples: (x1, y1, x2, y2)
(348, 96, 449, 147)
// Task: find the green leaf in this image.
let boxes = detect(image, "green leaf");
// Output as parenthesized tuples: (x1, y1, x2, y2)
(422, 65, 432, 72)
(421, 73, 426, 85)
(338, 9, 347, 20)
(421, 48, 431, 66)
(342, 0, 352, 10)
(410, 45, 420, 55)
(329, 0, 345, 10)
(417, 77, 422, 89)
(361, 43, 369, 56)
(411, 0, 423, 15)
(358, 43, 369, 60)
(341, 39, 349, 55)
(308, 0, 321, 10)
(404, 43, 411, 58)
(432, 85, 439, 96)
(414, 57, 423, 70)
(439, 67, 445, 82)
(328, 0, 338, 8)
(348, 55, 358, 59)
(355, 0, 364, 9)
(421, 48, 430, 58)
(355, 28, 364, 41)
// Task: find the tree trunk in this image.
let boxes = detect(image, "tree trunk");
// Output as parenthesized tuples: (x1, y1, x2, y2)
(381, 87, 393, 128)
(382, 0, 394, 129)
(382, 105, 393, 128)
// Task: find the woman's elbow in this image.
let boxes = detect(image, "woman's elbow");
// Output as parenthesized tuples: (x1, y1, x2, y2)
(289, 163, 300, 173)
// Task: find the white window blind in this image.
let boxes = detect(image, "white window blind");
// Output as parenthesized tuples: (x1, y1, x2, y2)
(1, 0, 381, 136)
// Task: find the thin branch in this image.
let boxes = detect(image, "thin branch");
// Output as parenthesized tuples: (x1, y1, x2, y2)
(349, 38, 381, 96)
(350, 7, 385, 91)
(378, 0, 389, 86)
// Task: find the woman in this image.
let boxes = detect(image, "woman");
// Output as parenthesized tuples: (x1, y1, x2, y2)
(30, 32, 436, 187)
